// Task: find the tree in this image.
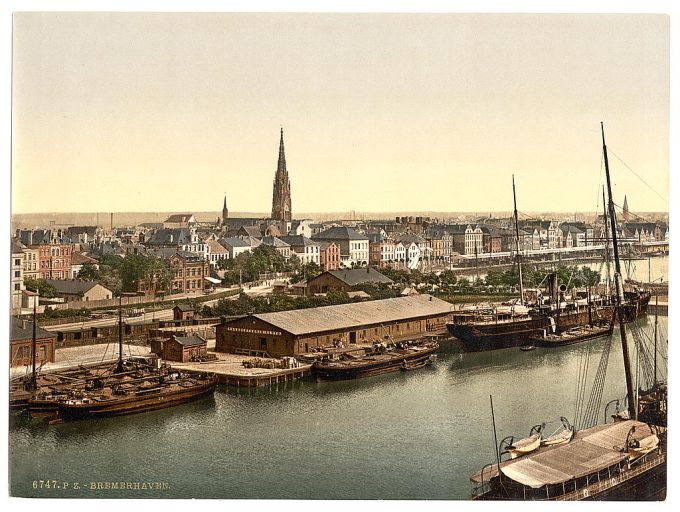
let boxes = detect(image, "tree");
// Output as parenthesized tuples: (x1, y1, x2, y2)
(290, 261, 322, 284)
(23, 278, 56, 298)
(77, 263, 100, 281)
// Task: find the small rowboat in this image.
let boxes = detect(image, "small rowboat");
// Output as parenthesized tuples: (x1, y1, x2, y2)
(541, 417, 575, 447)
(507, 433, 541, 459)
(542, 427, 574, 446)
(627, 433, 660, 459)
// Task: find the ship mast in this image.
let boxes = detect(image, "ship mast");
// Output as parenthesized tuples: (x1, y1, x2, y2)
(31, 301, 37, 390)
(116, 295, 124, 373)
(602, 186, 612, 303)
(601, 122, 636, 420)
(512, 175, 525, 304)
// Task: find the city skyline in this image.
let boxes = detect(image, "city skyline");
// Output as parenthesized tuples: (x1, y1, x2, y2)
(12, 13, 670, 215)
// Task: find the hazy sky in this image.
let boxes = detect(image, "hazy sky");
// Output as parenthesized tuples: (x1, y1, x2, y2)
(11, 12, 669, 215)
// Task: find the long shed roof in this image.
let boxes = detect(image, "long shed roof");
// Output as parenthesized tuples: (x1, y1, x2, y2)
(233, 294, 451, 336)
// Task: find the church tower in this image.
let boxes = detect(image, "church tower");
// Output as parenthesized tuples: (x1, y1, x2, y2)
(623, 195, 630, 221)
(271, 128, 292, 222)
(221, 194, 229, 225)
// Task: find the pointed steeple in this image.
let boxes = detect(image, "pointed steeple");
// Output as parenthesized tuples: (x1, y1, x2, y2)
(623, 195, 630, 222)
(221, 194, 228, 225)
(277, 127, 287, 177)
(271, 127, 292, 222)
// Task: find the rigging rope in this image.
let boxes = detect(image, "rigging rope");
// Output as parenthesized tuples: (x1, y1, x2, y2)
(580, 333, 614, 429)
(608, 149, 668, 205)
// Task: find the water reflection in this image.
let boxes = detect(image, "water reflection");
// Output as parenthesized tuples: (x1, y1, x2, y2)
(9, 316, 667, 500)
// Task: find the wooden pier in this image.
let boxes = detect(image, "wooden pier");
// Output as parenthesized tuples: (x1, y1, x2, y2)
(169, 352, 312, 388)
(215, 365, 311, 387)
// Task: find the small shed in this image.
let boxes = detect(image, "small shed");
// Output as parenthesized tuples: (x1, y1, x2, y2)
(10, 317, 56, 368)
(173, 303, 196, 321)
(272, 280, 289, 294)
(162, 334, 208, 362)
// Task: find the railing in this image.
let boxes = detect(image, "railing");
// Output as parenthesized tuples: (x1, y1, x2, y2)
(554, 453, 665, 501)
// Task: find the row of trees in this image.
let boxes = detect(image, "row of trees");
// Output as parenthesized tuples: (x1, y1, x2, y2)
(379, 264, 601, 295)
(484, 265, 601, 289)
(217, 246, 323, 285)
(201, 290, 364, 317)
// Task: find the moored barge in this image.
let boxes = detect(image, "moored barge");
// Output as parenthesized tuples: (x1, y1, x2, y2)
(311, 339, 439, 382)
(55, 370, 218, 420)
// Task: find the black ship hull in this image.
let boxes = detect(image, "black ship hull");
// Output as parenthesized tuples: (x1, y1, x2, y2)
(582, 458, 666, 501)
(449, 295, 649, 352)
(448, 309, 599, 352)
(312, 344, 438, 382)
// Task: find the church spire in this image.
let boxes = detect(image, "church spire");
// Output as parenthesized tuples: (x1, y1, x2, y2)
(277, 127, 287, 177)
(271, 127, 292, 222)
(623, 195, 630, 221)
(221, 193, 228, 225)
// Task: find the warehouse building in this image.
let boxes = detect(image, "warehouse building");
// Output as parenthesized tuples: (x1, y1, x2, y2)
(305, 267, 394, 295)
(215, 294, 452, 357)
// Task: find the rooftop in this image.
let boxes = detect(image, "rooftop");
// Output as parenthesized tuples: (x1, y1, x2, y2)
(316, 268, 394, 286)
(227, 294, 451, 336)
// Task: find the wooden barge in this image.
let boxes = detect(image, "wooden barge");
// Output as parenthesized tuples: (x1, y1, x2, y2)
(28, 360, 218, 421)
(528, 321, 614, 348)
(311, 339, 439, 382)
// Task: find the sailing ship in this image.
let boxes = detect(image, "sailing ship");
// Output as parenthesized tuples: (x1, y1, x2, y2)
(447, 177, 650, 352)
(22, 301, 218, 422)
(469, 123, 667, 500)
(311, 338, 439, 382)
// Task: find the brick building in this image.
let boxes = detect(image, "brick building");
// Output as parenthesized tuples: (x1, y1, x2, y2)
(170, 252, 210, 294)
(318, 241, 340, 271)
(306, 268, 394, 295)
(10, 317, 57, 368)
(173, 304, 196, 321)
(160, 334, 208, 362)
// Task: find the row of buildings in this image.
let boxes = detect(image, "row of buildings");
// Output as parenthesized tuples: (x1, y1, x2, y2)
(11, 211, 670, 308)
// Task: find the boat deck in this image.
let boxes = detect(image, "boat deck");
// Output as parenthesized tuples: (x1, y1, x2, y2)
(471, 420, 663, 488)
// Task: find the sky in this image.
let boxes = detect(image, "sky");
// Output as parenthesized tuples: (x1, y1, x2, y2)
(11, 12, 670, 215)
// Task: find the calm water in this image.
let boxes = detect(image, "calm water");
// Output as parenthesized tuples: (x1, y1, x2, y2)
(9, 317, 667, 500)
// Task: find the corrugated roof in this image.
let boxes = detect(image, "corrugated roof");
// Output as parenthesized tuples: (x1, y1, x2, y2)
(236, 294, 452, 336)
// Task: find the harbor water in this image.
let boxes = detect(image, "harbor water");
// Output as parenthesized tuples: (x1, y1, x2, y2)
(9, 316, 667, 500)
